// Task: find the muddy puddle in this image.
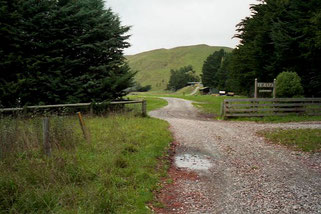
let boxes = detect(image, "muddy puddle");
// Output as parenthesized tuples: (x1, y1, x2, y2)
(175, 154, 212, 170)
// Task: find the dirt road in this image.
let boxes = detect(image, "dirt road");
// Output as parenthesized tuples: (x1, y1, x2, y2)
(150, 97, 321, 213)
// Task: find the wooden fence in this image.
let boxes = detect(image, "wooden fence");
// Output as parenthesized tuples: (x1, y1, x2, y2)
(222, 98, 321, 118)
(0, 100, 147, 117)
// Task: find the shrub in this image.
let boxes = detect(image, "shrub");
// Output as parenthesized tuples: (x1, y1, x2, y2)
(276, 71, 304, 98)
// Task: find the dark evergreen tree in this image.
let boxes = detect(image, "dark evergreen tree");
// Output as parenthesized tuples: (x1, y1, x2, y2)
(201, 49, 231, 90)
(167, 65, 199, 91)
(0, 0, 23, 107)
(230, 0, 321, 97)
(0, 0, 134, 107)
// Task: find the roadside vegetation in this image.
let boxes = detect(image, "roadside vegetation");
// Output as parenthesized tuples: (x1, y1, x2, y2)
(127, 95, 168, 112)
(0, 114, 172, 213)
(259, 129, 321, 152)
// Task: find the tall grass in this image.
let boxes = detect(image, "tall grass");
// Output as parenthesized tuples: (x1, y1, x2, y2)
(0, 113, 172, 213)
(0, 116, 80, 160)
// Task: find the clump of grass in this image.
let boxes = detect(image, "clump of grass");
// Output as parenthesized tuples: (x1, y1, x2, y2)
(0, 116, 80, 159)
(0, 114, 172, 213)
(259, 128, 321, 152)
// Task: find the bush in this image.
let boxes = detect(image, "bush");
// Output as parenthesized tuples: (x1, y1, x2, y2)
(276, 71, 304, 98)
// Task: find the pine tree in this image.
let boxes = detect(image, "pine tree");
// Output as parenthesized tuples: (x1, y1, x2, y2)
(0, 0, 134, 107)
(230, 0, 321, 96)
(0, 0, 23, 107)
(201, 49, 230, 90)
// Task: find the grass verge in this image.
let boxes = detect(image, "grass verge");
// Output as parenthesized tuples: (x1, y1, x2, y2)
(0, 114, 172, 213)
(127, 95, 168, 112)
(234, 115, 321, 123)
(259, 128, 321, 152)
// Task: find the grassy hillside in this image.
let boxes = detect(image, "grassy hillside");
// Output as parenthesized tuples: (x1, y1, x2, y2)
(126, 44, 232, 91)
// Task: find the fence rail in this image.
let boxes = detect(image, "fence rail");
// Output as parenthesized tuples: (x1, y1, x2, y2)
(222, 98, 321, 118)
(0, 100, 147, 116)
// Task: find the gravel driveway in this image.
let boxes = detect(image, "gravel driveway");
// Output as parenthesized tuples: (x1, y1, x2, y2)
(150, 97, 321, 214)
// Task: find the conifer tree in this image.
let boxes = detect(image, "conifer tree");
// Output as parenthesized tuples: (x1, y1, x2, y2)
(230, 0, 321, 96)
(0, 0, 23, 107)
(0, 0, 134, 107)
(201, 49, 230, 90)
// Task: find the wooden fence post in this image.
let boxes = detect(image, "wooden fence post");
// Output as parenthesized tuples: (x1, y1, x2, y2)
(223, 100, 228, 119)
(43, 117, 51, 156)
(254, 78, 258, 98)
(90, 103, 94, 116)
(77, 112, 91, 143)
(273, 79, 276, 98)
(142, 100, 147, 117)
(220, 101, 224, 118)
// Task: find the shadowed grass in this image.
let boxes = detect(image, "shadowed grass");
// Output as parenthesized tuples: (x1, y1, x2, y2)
(259, 129, 321, 152)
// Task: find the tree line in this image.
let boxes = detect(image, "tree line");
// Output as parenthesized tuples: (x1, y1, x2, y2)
(0, 0, 134, 107)
(201, 0, 321, 97)
(167, 65, 199, 91)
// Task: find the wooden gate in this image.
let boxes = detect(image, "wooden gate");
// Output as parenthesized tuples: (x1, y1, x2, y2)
(222, 98, 321, 118)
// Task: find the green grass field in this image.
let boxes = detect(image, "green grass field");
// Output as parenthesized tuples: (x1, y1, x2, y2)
(0, 114, 172, 213)
(259, 129, 321, 152)
(127, 44, 232, 91)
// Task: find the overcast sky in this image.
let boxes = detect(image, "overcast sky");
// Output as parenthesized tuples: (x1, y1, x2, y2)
(106, 0, 258, 55)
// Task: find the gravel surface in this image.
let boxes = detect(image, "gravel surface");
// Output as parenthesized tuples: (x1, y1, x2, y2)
(150, 97, 321, 214)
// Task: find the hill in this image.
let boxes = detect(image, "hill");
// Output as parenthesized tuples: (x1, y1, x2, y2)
(126, 44, 233, 91)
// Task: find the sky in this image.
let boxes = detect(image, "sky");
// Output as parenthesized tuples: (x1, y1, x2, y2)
(106, 0, 258, 55)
